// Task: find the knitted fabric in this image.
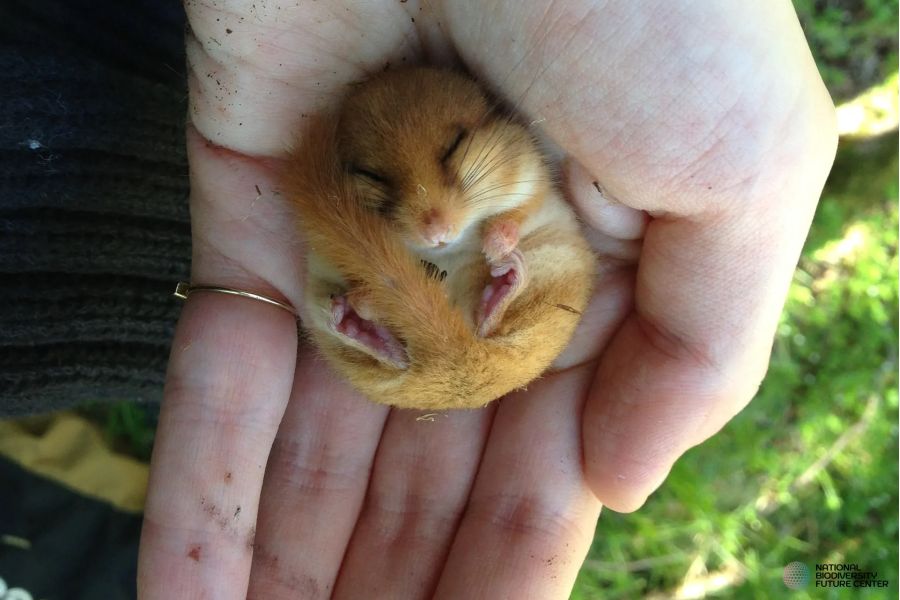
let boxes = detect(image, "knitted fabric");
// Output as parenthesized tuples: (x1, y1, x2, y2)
(0, 0, 190, 414)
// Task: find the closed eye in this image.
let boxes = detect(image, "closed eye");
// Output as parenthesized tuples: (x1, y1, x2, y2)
(440, 127, 467, 164)
(348, 164, 397, 216)
(350, 165, 389, 185)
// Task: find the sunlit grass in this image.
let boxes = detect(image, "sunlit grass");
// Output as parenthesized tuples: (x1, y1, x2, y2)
(837, 73, 899, 137)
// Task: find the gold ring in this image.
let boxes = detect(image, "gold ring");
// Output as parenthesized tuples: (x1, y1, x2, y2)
(174, 281, 297, 317)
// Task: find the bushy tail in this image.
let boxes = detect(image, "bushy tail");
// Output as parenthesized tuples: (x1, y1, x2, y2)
(285, 118, 472, 346)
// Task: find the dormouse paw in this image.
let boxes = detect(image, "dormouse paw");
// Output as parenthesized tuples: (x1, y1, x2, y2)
(331, 294, 408, 369)
(482, 218, 520, 263)
(476, 248, 528, 337)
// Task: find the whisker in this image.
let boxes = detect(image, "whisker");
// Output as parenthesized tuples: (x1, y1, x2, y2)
(458, 86, 540, 190)
(466, 186, 533, 202)
(457, 33, 570, 195)
(462, 123, 524, 191)
(466, 192, 539, 207)
(465, 178, 547, 203)
(465, 181, 548, 206)
(453, 37, 547, 183)
(461, 122, 511, 190)
(455, 96, 507, 187)
(468, 37, 571, 175)
(464, 150, 529, 192)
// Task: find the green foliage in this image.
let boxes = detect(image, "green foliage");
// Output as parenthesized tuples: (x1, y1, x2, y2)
(793, 0, 899, 101)
(78, 400, 158, 462)
(575, 134, 898, 598)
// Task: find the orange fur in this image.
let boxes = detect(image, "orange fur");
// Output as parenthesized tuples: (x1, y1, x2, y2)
(285, 68, 596, 410)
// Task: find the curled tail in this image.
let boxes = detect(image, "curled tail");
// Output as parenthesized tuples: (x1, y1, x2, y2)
(285, 117, 472, 348)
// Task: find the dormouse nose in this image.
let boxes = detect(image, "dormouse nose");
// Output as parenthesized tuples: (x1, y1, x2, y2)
(421, 209, 453, 246)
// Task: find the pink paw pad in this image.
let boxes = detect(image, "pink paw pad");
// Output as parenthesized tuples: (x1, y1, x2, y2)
(331, 295, 408, 369)
(476, 248, 527, 337)
(478, 269, 518, 322)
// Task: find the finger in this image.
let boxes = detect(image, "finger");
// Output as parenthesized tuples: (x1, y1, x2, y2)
(332, 406, 494, 599)
(247, 347, 389, 599)
(138, 296, 297, 599)
(433, 365, 601, 599)
(583, 162, 833, 512)
(138, 130, 302, 598)
(564, 159, 648, 242)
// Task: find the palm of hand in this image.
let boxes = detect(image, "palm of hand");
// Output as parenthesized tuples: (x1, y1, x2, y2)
(139, 1, 835, 598)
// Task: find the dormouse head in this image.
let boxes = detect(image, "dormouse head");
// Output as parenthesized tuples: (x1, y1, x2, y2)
(335, 68, 546, 252)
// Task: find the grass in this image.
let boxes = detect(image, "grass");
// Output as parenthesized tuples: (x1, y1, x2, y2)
(794, 0, 898, 102)
(78, 400, 158, 463)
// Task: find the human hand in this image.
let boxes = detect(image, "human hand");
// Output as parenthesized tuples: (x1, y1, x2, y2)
(138, 1, 836, 598)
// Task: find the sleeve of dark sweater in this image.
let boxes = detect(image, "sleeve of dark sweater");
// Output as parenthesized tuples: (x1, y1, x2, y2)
(0, 0, 190, 415)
